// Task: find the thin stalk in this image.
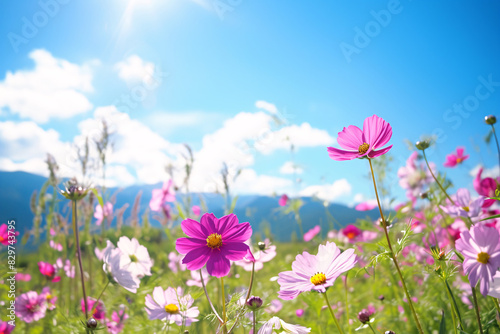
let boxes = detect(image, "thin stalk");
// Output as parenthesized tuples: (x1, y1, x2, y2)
(491, 125, 500, 176)
(471, 286, 484, 334)
(368, 159, 424, 334)
(73, 200, 89, 320)
(90, 280, 110, 316)
(252, 311, 256, 334)
(445, 279, 464, 330)
(295, 212, 304, 239)
(367, 323, 376, 334)
(221, 277, 228, 334)
(199, 270, 223, 324)
(323, 292, 344, 334)
(422, 150, 455, 205)
(229, 262, 255, 333)
(344, 274, 351, 334)
(471, 287, 483, 334)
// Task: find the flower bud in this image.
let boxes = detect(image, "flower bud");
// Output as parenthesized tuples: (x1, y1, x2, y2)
(415, 140, 430, 151)
(485, 115, 497, 125)
(419, 192, 428, 199)
(385, 331, 395, 334)
(246, 296, 263, 310)
(258, 242, 266, 251)
(358, 310, 371, 324)
(378, 295, 385, 301)
(60, 180, 89, 201)
(87, 318, 98, 329)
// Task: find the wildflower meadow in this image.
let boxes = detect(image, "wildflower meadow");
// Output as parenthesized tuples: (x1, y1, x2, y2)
(2, 113, 500, 334)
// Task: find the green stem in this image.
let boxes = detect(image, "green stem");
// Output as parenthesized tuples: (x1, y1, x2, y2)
(422, 150, 455, 205)
(252, 311, 256, 334)
(199, 270, 223, 324)
(367, 323, 376, 334)
(323, 292, 344, 334)
(368, 159, 424, 334)
(73, 200, 89, 320)
(471, 286, 484, 334)
(90, 280, 110, 316)
(445, 279, 464, 330)
(344, 273, 351, 334)
(221, 277, 228, 334)
(491, 125, 500, 176)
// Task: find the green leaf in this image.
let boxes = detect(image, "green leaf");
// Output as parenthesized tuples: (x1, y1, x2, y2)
(91, 188, 105, 209)
(439, 310, 446, 334)
(175, 202, 186, 220)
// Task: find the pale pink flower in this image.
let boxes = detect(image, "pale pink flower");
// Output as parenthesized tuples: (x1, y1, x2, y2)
(235, 239, 277, 272)
(145, 287, 199, 326)
(258, 316, 311, 334)
(15, 273, 31, 281)
(149, 180, 176, 212)
(16, 291, 47, 323)
(168, 251, 187, 273)
(94, 202, 113, 226)
(355, 200, 377, 211)
(191, 205, 201, 216)
(106, 307, 128, 334)
(186, 267, 210, 288)
(50, 240, 63, 252)
(40, 287, 57, 310)
(303, 225, 321, 242)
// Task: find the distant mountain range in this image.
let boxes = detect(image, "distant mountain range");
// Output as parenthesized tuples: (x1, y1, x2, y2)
(0, 171, 379, 243)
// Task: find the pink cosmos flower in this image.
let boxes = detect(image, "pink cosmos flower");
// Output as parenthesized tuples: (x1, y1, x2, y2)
(145, 287, 199, 326)
(303, 225, 321, 242)
(488, 272, 500, 299)
(82, 297, 106, 320)
(296, 309, 304, 317)
(106, 308, 128, 334)
(327, 115, 393, 161)
(441, 188, 484, 219)
(265, 299, 283, 314)
(191, 205, 201, 216)
(355, 200, 377, 211)
(278, 241, 357, 300)
(235, 239, 277, 272)
(94, 202, 113, 226)
(456, 224, 500, 296)
(16, 291, 47, 323)
(15, 273, 31, 281)
(397, 152, 434, 202)
(278, 194, 289, 206)
(474, 167, 499, 208)
(258, 316, 311, 334)
(50, 240, 63, 252)
(0, 321, 15, 334)
(38, 262, 60, 282)
(186, 267, 210, 287)
(443, 147, 469, 167)
(0, 223, 19, 246)
(168, 251, 187, 273)
(175, 213, 252, 277)
(149, 180, 176, 212)
(40, 287, 57, 310)
(331, 225, 378, 244)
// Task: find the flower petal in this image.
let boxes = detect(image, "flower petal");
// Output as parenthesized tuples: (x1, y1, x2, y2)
(336, 125, 363, 150)
(206, 252, 231, 277)
(176, 238, 206, 255)
(327, 146, 360, 161)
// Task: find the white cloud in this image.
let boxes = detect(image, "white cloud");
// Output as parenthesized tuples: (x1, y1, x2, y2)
(143, 111, 223, 135)
(232, 169, 293, 195)
(279, 161, 303, 175)
(299, 179, 352, 202)
(114, 55, 155, 84)
(0, 49, 94, 123)
(470, 164, 499, 179)
(255, 100, 278, 114)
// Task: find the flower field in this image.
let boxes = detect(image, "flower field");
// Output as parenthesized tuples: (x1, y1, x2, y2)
(3, 114, 500, 334)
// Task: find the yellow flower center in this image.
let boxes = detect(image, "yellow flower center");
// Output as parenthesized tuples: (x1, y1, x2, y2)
(456, 158, 462, 163)
(46, 294, 52, 300)
(165, 303, 179, 314)
(130, 254, 138, 263)
(358, 143, 370, 155)
(462, 206, 470, 212)
(346, 232, 356, 240)
(0, 235, 4, 242)
(206, 233, 223, 249)
(310, 272, 327, 286)
(477, 252, 490, 264)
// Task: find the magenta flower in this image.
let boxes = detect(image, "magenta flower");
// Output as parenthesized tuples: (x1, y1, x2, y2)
(15, 273, 31, 281)
(149, 180, 176, 212)
(303, 225, 321, 242)
(355, 200, 377, 211)
(327, 115, 393, 161)
(38, 262, 60, 282)
(176, 213, 252, 277)
(456, 224, 500, 296)
(296, 309, 304, 317)
(16, 291, 47, 323)
(441, 188, 484, 219)
(94, 202, 113, 226)
(191, 205, 201, 216)
(82, 297, 106, 320)
(278, 194, 289, 206)
(0, 321, 15, 334)
(474, 167, 499, 208)
(443, 147, 469, 167)
(106, 308, 128, 334)
(278, 241, 357, 300)
(0, 223, 19, 246)
(331, 225, 377, 244)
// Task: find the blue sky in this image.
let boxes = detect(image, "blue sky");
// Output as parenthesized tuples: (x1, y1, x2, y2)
(0, 0, 499, 205)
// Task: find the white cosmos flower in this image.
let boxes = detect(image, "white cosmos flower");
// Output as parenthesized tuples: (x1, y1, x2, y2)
(103, 246, 141, 293)
(258, 316, 311, 334)
(116, 236, 153, 278)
